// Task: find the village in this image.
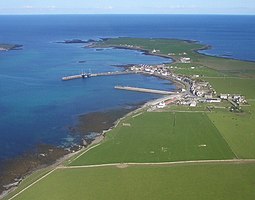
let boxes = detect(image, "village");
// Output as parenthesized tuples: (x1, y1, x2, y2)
(127, 63, 247, 111)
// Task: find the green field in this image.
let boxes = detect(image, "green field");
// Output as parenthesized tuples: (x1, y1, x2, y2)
(170, 63, 226, 77)
(204, 77, 255, 99)
(70, 112, 235, 166)
(97, 37, 204, 56)
(11, 164, 255, 200)
(207, 105, 255, 158)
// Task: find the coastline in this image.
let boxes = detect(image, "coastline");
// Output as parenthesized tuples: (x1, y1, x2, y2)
(0, 39, 181, 198)
(0, 37, 211, 198)
(3, 36, 253, 199)
(1, 74, 179, 199)
(92, 37, 255, 64)
(0, 95, 170, 199)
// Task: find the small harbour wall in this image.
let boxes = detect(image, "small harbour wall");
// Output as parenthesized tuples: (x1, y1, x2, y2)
(62, 71, 137, 81)
(114, 86, 176, 95)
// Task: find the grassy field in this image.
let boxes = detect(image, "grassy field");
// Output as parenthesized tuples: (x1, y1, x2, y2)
(204, 77, 255, 99)
(173, 66, 223, 77)
(196, 54, 255, 73)
(98, 37, 204, 56)
(70, 112, 235, 166)
(202, 77, 255, 158)
(163, 101, 232, 112)
(171, 63, 226, 77)
(11, 163, 255, 200)
(207, 102, 255, 158)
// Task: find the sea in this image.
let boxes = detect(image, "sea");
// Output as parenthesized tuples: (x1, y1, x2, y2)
(0, 15, 255, 163)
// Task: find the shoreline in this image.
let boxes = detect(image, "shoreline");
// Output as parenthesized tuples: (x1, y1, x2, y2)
(1, 81, 179, 199)
(93, 37, 255, 64)
(0, 95, 170, 199)
(2, 36, 247, 199)
(1, 38, 187, 198)
(0, 37, 192, 198)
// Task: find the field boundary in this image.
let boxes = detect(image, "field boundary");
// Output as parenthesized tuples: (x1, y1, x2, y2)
(58, 159, 255, 169)
(8, 168, 57, 200)
(206, 113, 239, 159)
(8, 158, 255, 199)
(67, 143, 102, 165)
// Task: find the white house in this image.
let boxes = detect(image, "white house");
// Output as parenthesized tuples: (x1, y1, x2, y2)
(220, 94, 228, 100)
(157, 102, 166, 108)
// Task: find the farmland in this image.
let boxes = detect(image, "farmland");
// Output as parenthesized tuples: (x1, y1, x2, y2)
(204, 77, 255, 99)
(70, 112, 235, 166)
(10, 163, 255, 200)
(208, 109, 255, 158)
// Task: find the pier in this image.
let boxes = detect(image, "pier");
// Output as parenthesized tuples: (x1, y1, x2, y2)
(114, 86, 176, 95)
(62, 71, 136, 81)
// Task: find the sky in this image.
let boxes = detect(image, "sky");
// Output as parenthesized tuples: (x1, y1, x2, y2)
(0, 0, 254, 15)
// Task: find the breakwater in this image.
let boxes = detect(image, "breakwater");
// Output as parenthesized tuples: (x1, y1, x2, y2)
(114, 86, 176, 95)
(62, 71, 137, 81)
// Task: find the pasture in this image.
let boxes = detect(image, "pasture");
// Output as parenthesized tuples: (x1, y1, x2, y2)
(10, 163, 255, 200)
(205, 77, 255, 99)
(70, 112, 235, 166)
(207, 102, 255, 158)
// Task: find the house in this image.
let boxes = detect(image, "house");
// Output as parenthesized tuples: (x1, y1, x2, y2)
(157, 102, 166, 108)
(206, 98, 221, 103)
(220, 94, 228, 100)
(190, 101, 197, 107)
(152, 49, 160, 53)
(180, 57, 191, 63)
(233, 94, 241, 100)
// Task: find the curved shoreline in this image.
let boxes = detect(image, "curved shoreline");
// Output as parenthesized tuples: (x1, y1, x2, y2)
(0, 41, 180, 199)
(1, 94, 171, 199)
(94, 37, 255, 64)
(3, 37, 254, 199)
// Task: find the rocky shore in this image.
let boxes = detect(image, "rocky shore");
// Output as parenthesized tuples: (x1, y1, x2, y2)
(0, 144, 68, 195)
(0, 106, 139, 197)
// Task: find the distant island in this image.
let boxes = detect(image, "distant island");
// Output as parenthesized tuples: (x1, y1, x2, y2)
(0, 44, 23, 51)
(56, 39, 97, 44)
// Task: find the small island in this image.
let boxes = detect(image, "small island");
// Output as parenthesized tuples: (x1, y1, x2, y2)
(57, 39, 97, 44)
(0, 44, 23, 51)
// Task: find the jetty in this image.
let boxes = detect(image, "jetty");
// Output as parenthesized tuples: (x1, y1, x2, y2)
(62, 71, 136, 81)
(114, 86, 176, 95)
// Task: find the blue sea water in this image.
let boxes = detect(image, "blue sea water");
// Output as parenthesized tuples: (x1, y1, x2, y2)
(0, 15, 255, 161)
